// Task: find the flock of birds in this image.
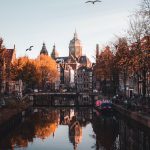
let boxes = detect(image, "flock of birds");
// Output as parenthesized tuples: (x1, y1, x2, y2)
(25, 1, 101, 52)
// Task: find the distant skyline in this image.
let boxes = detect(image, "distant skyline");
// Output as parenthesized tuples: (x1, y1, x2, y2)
(0, 0, 141, 61)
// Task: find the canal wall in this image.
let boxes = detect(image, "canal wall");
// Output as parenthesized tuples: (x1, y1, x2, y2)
(0, 104, 32, 138)
(31, 92, 97, 107)
(113, 103, 150, 128)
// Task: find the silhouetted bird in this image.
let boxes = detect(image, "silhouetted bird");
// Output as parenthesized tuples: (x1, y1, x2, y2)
(26, 46, 34, 51)
(85, 0, 101, 4)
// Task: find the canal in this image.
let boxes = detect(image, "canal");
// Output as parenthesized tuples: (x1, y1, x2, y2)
(0, 107, 150, 150)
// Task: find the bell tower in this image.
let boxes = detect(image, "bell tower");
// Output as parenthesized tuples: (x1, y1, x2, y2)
(69, 31, 82, 59)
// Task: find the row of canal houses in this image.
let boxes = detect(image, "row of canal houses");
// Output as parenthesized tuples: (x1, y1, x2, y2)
(94, 36, 150, 98)
(1, 33, 149, 98)
(0, 32, 94, 96)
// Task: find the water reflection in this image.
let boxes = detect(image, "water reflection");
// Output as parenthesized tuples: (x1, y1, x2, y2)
(118, 115, 150, 150)
(0, 108, 150, 150)
(91, 110, 119, 150)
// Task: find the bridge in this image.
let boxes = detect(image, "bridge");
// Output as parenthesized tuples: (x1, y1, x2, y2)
(29, 92, 98, 107)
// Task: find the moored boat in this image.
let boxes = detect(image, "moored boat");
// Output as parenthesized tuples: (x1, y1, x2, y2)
(95, 99, 113, 112)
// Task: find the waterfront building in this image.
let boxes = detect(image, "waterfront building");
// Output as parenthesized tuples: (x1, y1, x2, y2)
(1, 45, 18, 94)
(94, 45, 115, 95)
(76, 66, 93, 93)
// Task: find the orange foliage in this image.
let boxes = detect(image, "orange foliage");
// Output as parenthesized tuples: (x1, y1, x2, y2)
(11, 55, 58, 89)
(33, 110, 59, 139)
(94, 46, 114, 80)
(35, 123, 57, 139)
(35, 54, 58, 87)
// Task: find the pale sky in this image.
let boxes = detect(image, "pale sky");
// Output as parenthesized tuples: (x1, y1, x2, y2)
(0, 0, 141, 61)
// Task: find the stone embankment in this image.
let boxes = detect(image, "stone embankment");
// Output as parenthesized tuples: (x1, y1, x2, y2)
(113, 103, 150, 128)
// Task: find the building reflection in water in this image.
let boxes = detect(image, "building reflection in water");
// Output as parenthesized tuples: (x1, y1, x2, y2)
(0, 108, 92, 150)
(92, 111, 119, 150)
(0, 107, 150, 150)
(69, 116, 82, 150)
(33, 109, 59, 139)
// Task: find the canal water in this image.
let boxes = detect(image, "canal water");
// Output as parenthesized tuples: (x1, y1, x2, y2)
(0, 107, 150, 150)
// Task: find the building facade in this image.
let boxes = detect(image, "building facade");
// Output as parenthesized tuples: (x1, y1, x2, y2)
(51, 31, 92, 91)
(76, 66, 93, 93)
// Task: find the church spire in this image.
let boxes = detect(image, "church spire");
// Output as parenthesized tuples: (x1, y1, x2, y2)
(14, 44, 16, 50)
(74, 29, 78, 40)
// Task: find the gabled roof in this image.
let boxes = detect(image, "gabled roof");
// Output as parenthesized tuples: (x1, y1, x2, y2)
(78, 56, 91, 67)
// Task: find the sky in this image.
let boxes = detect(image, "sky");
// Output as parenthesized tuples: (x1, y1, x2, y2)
(0, 0, 141, 62)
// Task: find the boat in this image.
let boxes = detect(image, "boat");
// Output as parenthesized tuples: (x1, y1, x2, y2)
(95, 99, 113, 112)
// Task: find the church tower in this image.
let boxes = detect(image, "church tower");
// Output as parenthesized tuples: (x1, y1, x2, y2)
(69, 31, 82, 59)
(40, 43, 48, 55)
(51, 44, 59, 60)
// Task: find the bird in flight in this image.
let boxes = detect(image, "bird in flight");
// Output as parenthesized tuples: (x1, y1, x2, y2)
(85, 0, 102, 4)
(26, 46, 34, 51)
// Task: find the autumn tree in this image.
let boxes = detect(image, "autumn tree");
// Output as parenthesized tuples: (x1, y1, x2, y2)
(0, 38, 6, 94)
(11, 54, 58, 91)
(11, 56, 38, 89)
(127, 0, 150, 97)
(35, 54, 58, 89)
(94, 46, 116, 95)
(114, 37, 131, 95)
(140, 0, 150, 31)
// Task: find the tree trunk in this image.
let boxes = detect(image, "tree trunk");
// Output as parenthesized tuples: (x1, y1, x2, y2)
(123, 71, 127, 96)
(137, 74, 140, 95)
(142, 69, 147, 98)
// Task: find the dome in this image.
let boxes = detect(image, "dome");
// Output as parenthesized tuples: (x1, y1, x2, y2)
(40, 43, 48, 55)
(51, 44, 59, 59)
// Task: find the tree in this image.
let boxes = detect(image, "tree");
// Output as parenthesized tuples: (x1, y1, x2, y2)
(94, 46, 116, 95)
(11, 56, 38, 89)
(11, 55, 58, 91)
(0, 38, 6, 94)
(140, 0, 150, 23)
(114, 37, 131, 95)
(127, 0, 150, 97)
(35, 54, 58, 89)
